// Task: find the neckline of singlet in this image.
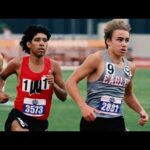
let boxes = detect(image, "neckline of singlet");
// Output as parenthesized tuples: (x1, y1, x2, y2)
(26, 56, 46, 74)
(105, 50, 126, 69)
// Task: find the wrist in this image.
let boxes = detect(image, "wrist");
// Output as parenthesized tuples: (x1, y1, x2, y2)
(78, 102, 87, 109)
(139, 109, 145, 116)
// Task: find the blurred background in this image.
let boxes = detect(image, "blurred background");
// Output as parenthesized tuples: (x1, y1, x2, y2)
(0, 18, 150, 68)
(0, 18, 149, 131)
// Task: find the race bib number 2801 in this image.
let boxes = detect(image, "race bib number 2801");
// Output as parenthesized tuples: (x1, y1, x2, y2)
(98, 95, 122, 116)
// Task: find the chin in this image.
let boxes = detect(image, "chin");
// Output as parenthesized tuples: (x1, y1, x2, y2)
(119, 52, 126, 56)
(37, 53, 45, 57)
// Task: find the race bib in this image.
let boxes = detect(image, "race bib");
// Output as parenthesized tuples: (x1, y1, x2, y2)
(98, 95, 122, 115)
(23, 98, 46, 117)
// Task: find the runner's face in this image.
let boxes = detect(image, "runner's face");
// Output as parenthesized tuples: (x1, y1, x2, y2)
(107, 29, 130, 57)
(28, 33, 48, 57)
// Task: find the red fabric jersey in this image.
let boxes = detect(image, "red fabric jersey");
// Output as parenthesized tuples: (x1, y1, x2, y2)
(14, 56, 53, 120)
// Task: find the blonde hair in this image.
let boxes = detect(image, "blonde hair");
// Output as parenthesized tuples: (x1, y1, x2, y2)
(104, 19, 131, 48)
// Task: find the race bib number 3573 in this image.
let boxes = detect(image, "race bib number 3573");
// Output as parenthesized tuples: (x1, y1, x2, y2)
(23, 98, 46, 117)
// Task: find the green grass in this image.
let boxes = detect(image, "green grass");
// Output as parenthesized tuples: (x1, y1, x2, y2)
(0, 69, 150, 131)
(123, 69, 150, 131)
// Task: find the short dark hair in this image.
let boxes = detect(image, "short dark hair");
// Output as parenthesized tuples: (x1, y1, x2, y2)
(20, 25, 51, 54)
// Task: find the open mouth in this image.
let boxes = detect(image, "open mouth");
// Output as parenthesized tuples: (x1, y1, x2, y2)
(120, 49, 126, 52)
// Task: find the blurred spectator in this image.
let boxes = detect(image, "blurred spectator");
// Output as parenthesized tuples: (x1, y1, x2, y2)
(2, 26, 12, 39)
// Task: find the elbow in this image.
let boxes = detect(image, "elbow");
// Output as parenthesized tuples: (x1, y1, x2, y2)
(66, 79, 70, 91)
(66, 78, 75, 92)
(60, 92, 68, 102)
(61, 98, 67, 102)
(57, 91, 68, 102)
(66, 78, 78, 97)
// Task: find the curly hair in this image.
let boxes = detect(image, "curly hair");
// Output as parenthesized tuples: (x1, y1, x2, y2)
(20, 25, 51, 54)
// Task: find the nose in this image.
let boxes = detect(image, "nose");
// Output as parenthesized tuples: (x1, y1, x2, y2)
(39, 40, 45, 45)
(122, 40, 128, 47)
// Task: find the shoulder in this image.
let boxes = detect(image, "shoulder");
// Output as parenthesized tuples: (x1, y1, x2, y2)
(11, 56, 23, 64)
(47, 58, 59, 66)
(83, 51, 104, 65)
(7, 56, 23, 68)
(76, 51, 105, 72)
(47, 58, 61, 73)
